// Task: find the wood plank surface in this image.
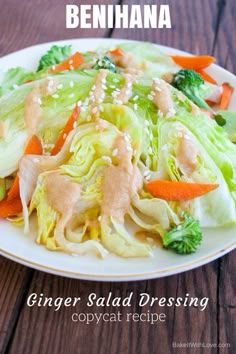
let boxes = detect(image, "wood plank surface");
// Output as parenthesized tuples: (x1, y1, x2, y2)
(0, 0, 235, 353)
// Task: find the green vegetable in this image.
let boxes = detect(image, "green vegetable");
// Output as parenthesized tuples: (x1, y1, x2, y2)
(163, 214, 202, 254)
(216, 111, 236, 142)
(37, 45, 72, 71)
(0, 179, 6, 201)
(0, 68, 34, 96)
(93, 56, 117, 73)
(172, 69, 210, 110)
(157, 118, 236, 227)
(172, 69, 228, 128)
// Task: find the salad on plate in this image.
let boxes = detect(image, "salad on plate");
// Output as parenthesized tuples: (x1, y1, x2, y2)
(0, 41, 235, 259)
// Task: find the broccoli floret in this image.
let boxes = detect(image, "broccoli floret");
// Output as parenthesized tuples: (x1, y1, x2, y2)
(163, 214, 202, 254)
(172, 69, 211, 111)
(172, 69, 227, 127)
(93, 56, 117, 73)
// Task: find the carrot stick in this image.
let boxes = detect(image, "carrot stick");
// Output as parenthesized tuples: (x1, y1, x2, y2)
(49, 52, 84, 73)
(219, 83, 234, 110)
(51, 106, 79, 156)
(106, 47, 124, 56)
(171, 55, 215, 70)
(197, 69, 217, 85)
(146, 180, 218, 201)
(0, 198, 23, 218)
(7, 135, 43, 201)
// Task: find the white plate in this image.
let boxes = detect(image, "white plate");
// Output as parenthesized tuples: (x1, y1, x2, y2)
(0, 38, 236, 281)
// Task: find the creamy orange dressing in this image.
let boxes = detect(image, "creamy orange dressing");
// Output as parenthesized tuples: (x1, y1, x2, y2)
(90, 69, 109, 118)
(101, 135, 142, 223)
(152, 79, 174, 116)
(44, 172, 81, 221)
(177, 133, 198, 176)
(93, 69, 108, 103)
(110, 52, 136, 69)
(116, 73, 136, 104)
(24, 85, 42, 136)
(161, 71, 174, 84)
(41, 77, 59, 97)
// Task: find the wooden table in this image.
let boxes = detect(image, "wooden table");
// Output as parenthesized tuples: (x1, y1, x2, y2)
(0, 1, 235, 353)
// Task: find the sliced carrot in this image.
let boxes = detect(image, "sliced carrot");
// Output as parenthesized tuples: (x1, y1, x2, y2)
(106, 47, 124, 56)
(197, 69, 217, 85)
(200, 108, 214, 119)
(7, 135, 43, 202)
(49, 52, 84, 73)
(24, 135, 43, 155)
(0, 197, 23, 218)
(219, 83, 234, 110)
(51, 106, 79, 156)
(146, 180, 218, 201)
(171, 55, 215, 70)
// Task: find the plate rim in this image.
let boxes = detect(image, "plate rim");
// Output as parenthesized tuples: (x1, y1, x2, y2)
(0, 37, 236, 281)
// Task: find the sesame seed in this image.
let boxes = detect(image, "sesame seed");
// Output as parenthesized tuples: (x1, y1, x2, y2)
(13, 84, 19, 90)
(157, 109, 163, 118)
(145, 127, 149, 135)
(102, 84, 107, 90)
(143, 170, 150, 177)
(52, 65, 56, 71)
(101, 78, 106, 84)
(155, 86, 162, 92)
(144, 120, 149, 126)
(92, 106, 98, 114)
(134, 103, 137, 110)
(69, 93, 75, 98)
(184, 134, 191, 140)
(98, 216, 102, 222)
(153, 77, 161, 84)
(113, 78, 119, 83)
(63, 133, 67, 140)
(77, 100, 82, 107)
(52, 94, 59, 99)
(147, 94, 153, 101)
(37, 98, 42, 105)
(126, 146, 133, 152)
(70, 81, 74, 88)
(110, 85, 116, 89)
(86, 115, 91, 121)
(150, 91, 155, 96)
(112, 148, 118, 156)
(102, 156, 112, 163)
(114, 99, 123, 105)
(48, 79, 54, 86)
(127, 82, 132, 88)
(70, 65, 74, 70)
(57, 84, 63, 89)
(133, 95, 139, 101)
(148, 147, 152, 154)
(73, 122, 77, 129)
(112, 91, 118, 98)
(99, 105, 104, 112)
(33, 157, 40, 163)
(91, 85, 96, 90)
(98, 98, 104, 103)
(69, 59, 73, 64)
(145, 174, 151, 181)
